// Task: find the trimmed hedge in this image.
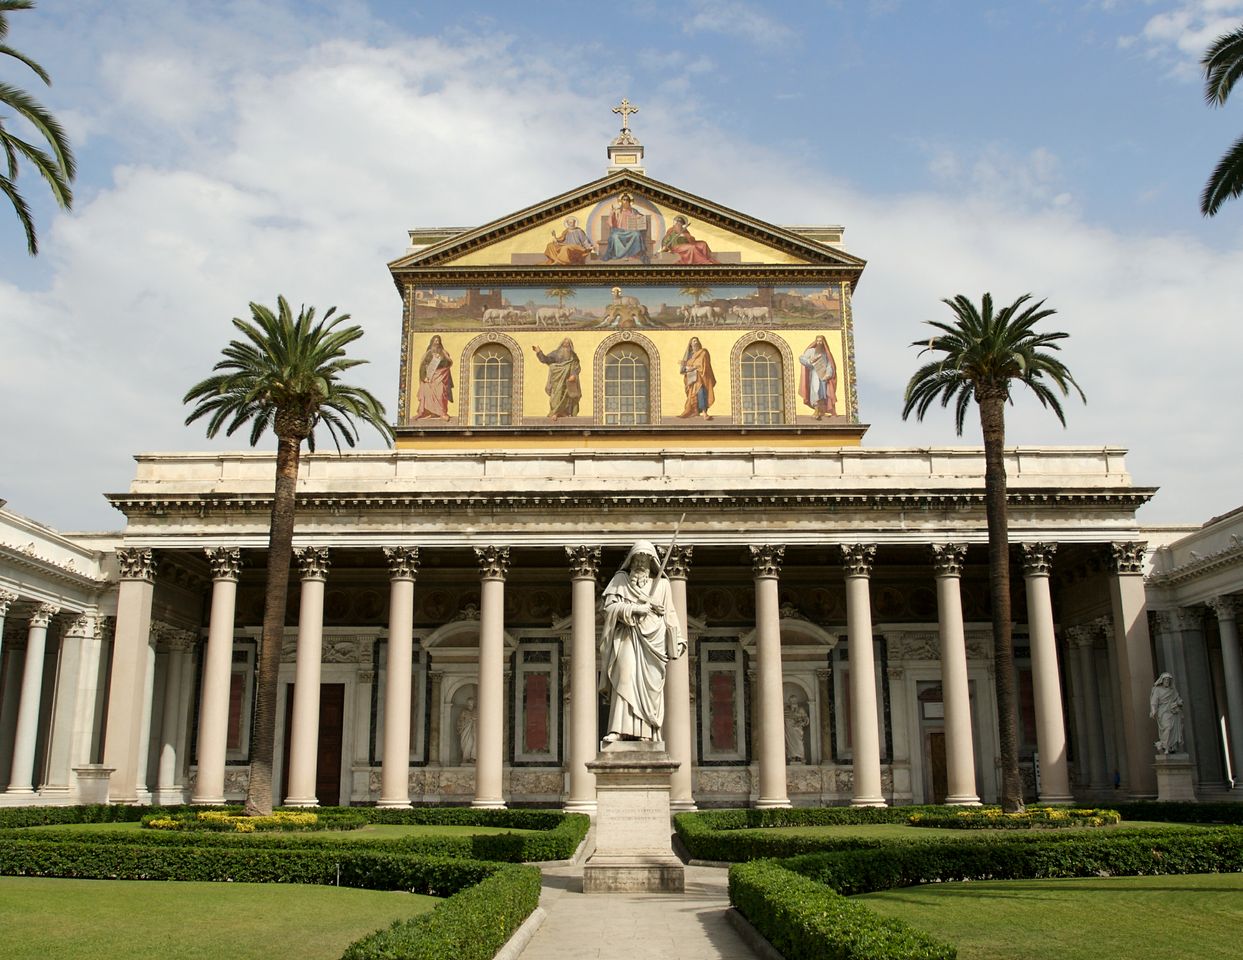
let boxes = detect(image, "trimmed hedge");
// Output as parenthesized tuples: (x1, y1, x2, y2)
(908, 806, 1120, 829)
(729, 859, 955, 960)
(1113, 801, 1243, 825)
(144, 809, 368, 832)
(0, 805, 588, 863)
(779, 827, 1243, 896)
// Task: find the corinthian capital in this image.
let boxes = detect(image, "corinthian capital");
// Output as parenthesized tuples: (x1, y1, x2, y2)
(383, 546, 420, 580)
(840, 543, 876, 578)
(1108, 541, 1147, 575)
(930, 543, 967, 577)
(749, 544, 784, 578)
(565, 545, 601, 580)
(1207, 595, 1240, 623)
(665, 545, 694, 581)
(117, 548, 155, 582)
(295, 546, 331, 580)
(205, 547, 242, 581)
(0, 589, 17, 617)
(474, 546, 510, 581)
(30, 603, 60, 628)
(1021, 542, 1057, 577)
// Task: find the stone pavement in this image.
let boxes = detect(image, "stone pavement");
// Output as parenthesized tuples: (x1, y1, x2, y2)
(516, 860, 758, 960)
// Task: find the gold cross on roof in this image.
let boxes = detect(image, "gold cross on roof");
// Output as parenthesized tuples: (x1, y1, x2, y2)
(612, 98, 638, 132)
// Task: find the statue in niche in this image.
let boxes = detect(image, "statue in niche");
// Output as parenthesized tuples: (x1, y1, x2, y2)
(414, 335, 454, 420)
(532, 338, 581, 419)
(457, 696, 477, 763)
(798, 335, 837, 419)
(677, 337, 716, 420)
(784, 695, 810, 763)
(599, 540, 687, 742)
(1150, 672, 1185, 754)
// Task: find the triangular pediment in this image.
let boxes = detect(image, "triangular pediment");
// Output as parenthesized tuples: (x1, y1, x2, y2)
(388, 172, 866, 275)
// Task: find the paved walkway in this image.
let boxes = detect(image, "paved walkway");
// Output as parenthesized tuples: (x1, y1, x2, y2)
(518, 860, 757, 960)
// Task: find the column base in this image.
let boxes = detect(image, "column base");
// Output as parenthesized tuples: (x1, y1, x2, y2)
(190, 795, 227, 806)
(1036, 793, 1075, 805)
(375, 799, 413, 809)
(563, 799, 598, 815)
(754, 797, 792, 809)
(470, 798, 507, 809)
(153, 788, 189, 806)
(944, 795, 982, 806)
(670, 799, 699, 813)
(282, 796, 319, 808)
(851, 796, 888, 808)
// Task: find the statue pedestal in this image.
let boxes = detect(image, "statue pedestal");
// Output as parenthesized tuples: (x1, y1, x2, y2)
(1154, 752, 1197, 802)
(583, 741, 684, 894)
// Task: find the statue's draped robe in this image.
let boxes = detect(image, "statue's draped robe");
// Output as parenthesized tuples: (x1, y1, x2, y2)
(600, 571, 686, 739)
(601, 206, 648, 262)
(415, 351, 454, 419)
(536, 346, 581, 417)
(545, 226, 593, 265)
(678, 345, 716, 417)
(798, 342, 837, 416)
(661, 225, 717, 264)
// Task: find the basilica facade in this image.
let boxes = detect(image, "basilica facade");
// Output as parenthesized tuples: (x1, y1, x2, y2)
(2, 119, 1241, 810)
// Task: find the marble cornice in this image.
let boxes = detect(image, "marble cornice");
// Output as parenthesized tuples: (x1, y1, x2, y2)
(107, 486, 1155, 519)
(1146, 540, 1243, 587)
(0, 541, 108, 589)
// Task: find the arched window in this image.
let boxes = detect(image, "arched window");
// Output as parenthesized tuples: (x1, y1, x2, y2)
(471, 344, 513, 426)
(603, 344, 650, 425)
(739, 342, 783, 424)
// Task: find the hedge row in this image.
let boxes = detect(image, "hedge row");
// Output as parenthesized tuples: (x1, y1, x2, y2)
(1112, 801, 1243, 825)
(729, 860, 955, 960)
(907, 806, 1120, 829)
(0, 805, 588, 863)
(0, 839, 541, 960)
(778, 827, 1243, 896)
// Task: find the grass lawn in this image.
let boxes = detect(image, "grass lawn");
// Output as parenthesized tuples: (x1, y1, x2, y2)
(22, 821, 537, 839)
(755, 820, 1192, 840)
(0, 877, 438, 960)
(858, 873, 1243, 960)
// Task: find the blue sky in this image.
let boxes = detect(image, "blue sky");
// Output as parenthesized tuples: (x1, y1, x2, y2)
(1, 0, 1241, 529)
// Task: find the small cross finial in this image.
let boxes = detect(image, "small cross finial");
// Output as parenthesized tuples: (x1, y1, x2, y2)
(612, 98, 638, 132)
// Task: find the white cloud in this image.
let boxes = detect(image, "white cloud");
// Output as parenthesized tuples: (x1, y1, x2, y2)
(2, 2, 1241, 532)
(680, 0, 796, 47)
(1122, 0, 1243, 76)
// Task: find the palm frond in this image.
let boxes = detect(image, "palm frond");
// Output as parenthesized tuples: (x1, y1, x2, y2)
(1201, 132, 1243, 216)
(1203, 25, 1243, 106)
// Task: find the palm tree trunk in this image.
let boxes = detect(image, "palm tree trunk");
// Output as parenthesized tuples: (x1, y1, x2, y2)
(979, 392, 1024, 813)
(244, 432, 301, 816)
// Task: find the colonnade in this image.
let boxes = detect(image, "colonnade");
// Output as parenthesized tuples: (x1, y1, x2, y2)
(4, 538, 1207, 807)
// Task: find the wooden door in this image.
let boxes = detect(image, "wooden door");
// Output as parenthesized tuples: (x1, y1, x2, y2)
(926, 730, 948, 804)
(316, 684, 345, 806)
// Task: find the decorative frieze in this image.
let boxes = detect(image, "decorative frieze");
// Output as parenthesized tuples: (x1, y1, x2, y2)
(474, 546, 510, 580)
(1020, 542, 1057, 577)
(749, 544, 784, 578)
(383, 546, 420, 580)
(117, 548, 155, 582)
(204, 547, 241, 581)
(564, 545, 601, 580)
(295, 546, 331, 581)
(1108, 541, 1147, 575)
(665, 545, 694, 580)
(930, 543, 967, 578)
(840, 543, 876, 578)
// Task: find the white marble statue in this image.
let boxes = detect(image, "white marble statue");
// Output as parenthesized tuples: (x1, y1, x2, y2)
(599, 540, 687, 742)
(457, 696, 477, 763)
(1150, 672, 1185, 755)
(784, 695, 809, 763)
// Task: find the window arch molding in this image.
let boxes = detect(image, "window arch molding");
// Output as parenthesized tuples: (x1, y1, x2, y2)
(730, 331, 795, 424)
(460, 332, 524, 426)
(593, 331, 662, 425)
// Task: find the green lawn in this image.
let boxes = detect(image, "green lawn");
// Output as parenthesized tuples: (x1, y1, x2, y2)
(757, 820, 1190, 840)
(0, 877, 439, 960)
(22, 821, 536, 839)
(858, 873, 1243, 960)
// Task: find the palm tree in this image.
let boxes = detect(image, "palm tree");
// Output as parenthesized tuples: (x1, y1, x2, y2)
(0, 0, 75, 255)
(545, 287, 575, 310)
(1201, 23, 1243, 216)
(902, 293, 1083, 812)
(184, 297, 393, 816)
(680, 286, 712, 305)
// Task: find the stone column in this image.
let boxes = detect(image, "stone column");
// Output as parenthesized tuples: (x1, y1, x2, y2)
(473, 547, 509, 809)
(193, 547, 241, 805)
(1066, 625, 1108, 791)
(1021, 543, 1072, 802)
(1108, 542, 1158, 799)
(750, 544, 790, 809)
(1208, 597, 1243, 789)
(104, 549, 156, 804)
(932, 543, 979, 805)
(843, 544, 886, 807)
(0, 590, 16, 662)
(427, 671, 443, 765)
(565, 545, 601, 813)
(379, 547, 418, 808)
(285, 547, 330, 806)
(40, 612, 87, 799)
(665, 546, 696, 812)
(7, 603, 59, 794)
(155, 630, 195, 803)
(134, 623, 160, 803)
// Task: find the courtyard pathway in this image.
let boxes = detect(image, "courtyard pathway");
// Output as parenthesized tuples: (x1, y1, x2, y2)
(516, 860, 759, 960)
